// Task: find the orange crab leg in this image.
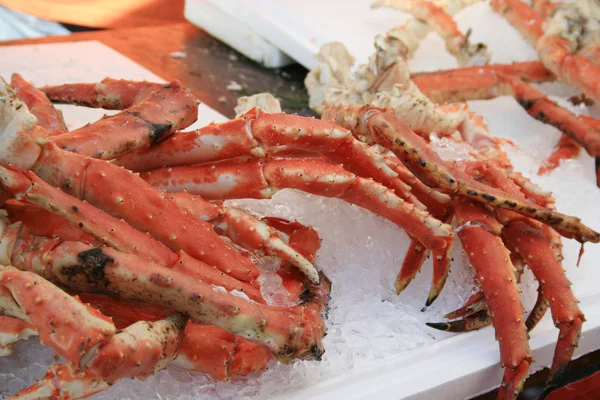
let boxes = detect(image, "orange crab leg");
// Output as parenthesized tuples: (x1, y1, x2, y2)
(497, 73, 600, 166)
(114, 116, 266, 172)
(324, 104, 600, 243)
(50, 80, 198, 159)
(504, 222, 585, 382)
(1, 81, 260, 283)
(142, 158, 454, 305)
(10, 73, 67, 134)
(82, 293, 275, 381)
(411, 70, 591, 174)
(427, 309, 492, 332)
(79, 217, 324, 381)
(411, 61, 555, 103)
(452, 198, 533, 399)
(10, 311, 187, 400)
(539, 135, 581, 174)
(394, 240, 431, 295)
(0, 166, 265, 299)
(0, 266, 117, 369)
(492, 0, 600, 104)
(467, 161, 583, 384)
(41, 77, 164, 110)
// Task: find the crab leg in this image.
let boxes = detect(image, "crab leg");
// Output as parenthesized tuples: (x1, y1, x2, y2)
(0, 266, 117, 369)
(372, 0, 489, 66)
(504, 222, 584, 382)
(471, 161, 583, 383)
(497, 73, 599, 174)
(451, 198, 533, 399)
(41, 77, 164, 110)
(81, 217, 324, 381)
(324, 104, 600, 244)
(412, 70, 594, 174)
(2, 163, 319, 284)
(34, 144, 261, 282)
(142, 158, 454, 305)
(4, 289, 187, 400)
(443, 292, 486, 320)
(10, 73, 67, 134)
(0, 166, 266, 298)
(539, 135, 582, 174)
(427, 309, 492, 332)
(411, 61, 555, 103)
(50, 80, 199, 159)
(0, 217, 329, 360)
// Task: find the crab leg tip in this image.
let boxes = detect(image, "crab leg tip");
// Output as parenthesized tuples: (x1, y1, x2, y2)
(426, 321, 451, 331)
(425, 294, 439, 307)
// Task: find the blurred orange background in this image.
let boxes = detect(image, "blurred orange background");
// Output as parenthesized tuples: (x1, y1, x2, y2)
(0, 0, 185, 28)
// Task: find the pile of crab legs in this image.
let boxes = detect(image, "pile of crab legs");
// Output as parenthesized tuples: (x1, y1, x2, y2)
(0, 52, 598, 400)
(309, 0, 600, 187)
(303, 0, 600, 397)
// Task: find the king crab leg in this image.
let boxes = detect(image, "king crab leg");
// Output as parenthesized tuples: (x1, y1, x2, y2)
(472, 162, 585, 385)
(410, 61, 555, 103)
(1, 215, 325, 385)
(323, 104, 600, 244)
(412, 68, 599, 176)
(50, 80, 199, 159)
(0, 266, 188, 399)
(497, 73, 600, 178)
(41, 77, 164, 110)
(452, 197, 533, 399)
(3, 200, 100, 244)
(113, 109, 422, 208)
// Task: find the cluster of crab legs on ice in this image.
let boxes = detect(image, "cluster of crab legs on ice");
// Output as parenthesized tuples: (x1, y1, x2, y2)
(1, 1, 600, 398)
(304, 0, 600, 396)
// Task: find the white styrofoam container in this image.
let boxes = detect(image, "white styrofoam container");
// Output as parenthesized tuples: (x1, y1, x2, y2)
(184, 0, 294, 68)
